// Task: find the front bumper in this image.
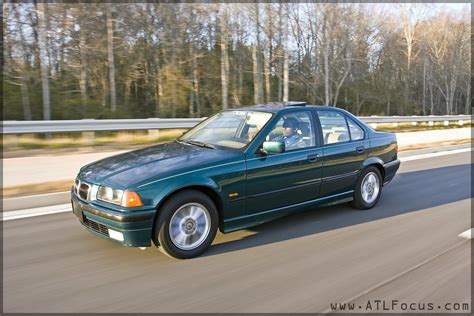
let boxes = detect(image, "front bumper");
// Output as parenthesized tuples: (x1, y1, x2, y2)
(71, 192, 156, 247)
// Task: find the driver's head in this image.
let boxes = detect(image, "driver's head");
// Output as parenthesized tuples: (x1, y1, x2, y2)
(282, 118, 299, 137)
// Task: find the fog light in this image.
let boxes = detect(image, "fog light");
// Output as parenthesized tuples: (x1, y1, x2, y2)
(108, 229, 124, 241)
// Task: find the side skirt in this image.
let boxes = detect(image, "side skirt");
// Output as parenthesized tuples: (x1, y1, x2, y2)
(222, 190, 354, 233)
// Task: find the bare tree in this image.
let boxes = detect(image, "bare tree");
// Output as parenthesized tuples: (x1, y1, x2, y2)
(282, 3, 289, 102)
(106, 3, 117, 112)
(322, 6, 331, 106)
(250, 3, 264, 104)
(34, 1, 52, 120)
(79, 16, 88, 101)
(12, 4, 32, 119)
(219, 6, 230, 110)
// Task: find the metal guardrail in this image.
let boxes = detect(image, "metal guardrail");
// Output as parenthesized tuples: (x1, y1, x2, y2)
(361, 115, 471, 123)
(2, 118, 204, 134)
(2, 115, 471, 134)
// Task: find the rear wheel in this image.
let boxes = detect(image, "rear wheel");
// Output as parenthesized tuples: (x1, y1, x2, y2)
(351, 166, 382, 210)
(153, 190, 218, 259)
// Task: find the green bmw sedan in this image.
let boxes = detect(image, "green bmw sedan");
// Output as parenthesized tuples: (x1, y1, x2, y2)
(72, 102, 400, 259)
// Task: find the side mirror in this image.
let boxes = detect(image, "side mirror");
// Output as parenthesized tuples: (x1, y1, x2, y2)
(262, 141, 285, 154)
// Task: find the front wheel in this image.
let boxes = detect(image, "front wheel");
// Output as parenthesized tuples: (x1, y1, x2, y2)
(153, 190, 218, 259)
(351, 166, 382, 210)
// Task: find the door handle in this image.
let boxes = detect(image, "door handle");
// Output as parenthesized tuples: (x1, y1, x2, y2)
(356, 146, 365, 154)
(307, 154, 320, 162)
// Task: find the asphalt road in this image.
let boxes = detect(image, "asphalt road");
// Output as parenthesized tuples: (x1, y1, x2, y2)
(2, 151, 472, 313)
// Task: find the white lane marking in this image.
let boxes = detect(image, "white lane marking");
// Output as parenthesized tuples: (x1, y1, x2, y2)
(2, 147, 471, 221)
(400, 147, 472, 162)
(1, 203, 71, 221)
(458, 228, 472, 240)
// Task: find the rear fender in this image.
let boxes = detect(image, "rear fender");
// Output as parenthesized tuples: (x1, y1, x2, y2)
(360, 157, 385, 179)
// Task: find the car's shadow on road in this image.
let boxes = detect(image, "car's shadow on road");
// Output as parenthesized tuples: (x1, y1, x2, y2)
(204, 163, 472, 257)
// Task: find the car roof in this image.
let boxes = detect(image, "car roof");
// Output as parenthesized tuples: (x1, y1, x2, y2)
(231, 101, 337, 113)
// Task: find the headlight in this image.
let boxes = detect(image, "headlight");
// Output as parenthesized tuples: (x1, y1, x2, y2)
(97, 186, 124, 205)
(96, 186, 143, 207)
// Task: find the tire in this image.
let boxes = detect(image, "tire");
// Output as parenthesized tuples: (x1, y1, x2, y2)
(351, 166, 382, 210)
(152, 190, 218, 259)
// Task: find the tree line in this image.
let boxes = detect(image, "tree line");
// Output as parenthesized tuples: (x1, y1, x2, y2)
(3, 2, 471, 120)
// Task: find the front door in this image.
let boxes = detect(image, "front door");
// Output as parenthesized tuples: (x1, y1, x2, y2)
(245, 110, 322, 217)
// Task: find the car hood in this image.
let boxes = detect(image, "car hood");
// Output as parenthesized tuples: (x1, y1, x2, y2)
(78, 141, 243, 189)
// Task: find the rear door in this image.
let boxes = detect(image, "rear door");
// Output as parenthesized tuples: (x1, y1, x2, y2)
(317, 110, 369, 197)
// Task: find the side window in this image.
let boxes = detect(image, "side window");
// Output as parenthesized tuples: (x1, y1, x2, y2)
(264, 111, 316, 151)
(347, 118, 364, 141)
(317, 110, 350, 145)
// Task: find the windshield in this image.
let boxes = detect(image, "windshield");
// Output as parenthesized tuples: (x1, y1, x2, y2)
(179, 110, 273, 149)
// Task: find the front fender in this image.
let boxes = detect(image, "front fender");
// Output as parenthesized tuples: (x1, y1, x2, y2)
(137, 175, 221, 210)
(131, 157, 246, 230)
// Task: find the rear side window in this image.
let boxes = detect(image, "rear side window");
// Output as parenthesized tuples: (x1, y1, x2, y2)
(347, 118, 364, 141)
(317, 111, 350, 144)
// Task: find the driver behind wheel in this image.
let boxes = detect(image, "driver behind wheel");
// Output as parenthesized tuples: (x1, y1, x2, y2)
(273, 117, 305, 150)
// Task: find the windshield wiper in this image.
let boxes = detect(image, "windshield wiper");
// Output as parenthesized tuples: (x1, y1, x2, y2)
(180, 140, 215, 149)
